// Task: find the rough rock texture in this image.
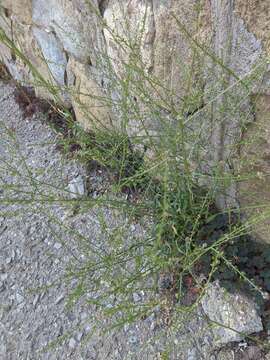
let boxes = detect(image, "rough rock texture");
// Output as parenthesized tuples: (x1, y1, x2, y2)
(0, 0, 109, 117)
(67, 57, 112, 131)
(0, 81, 265, 359)
(103, 0, 200, 102)
(235, 0, 270, 54)
(239, 95, 270, 243)
(201, 281, 263, 345)
(0, 0, 270, 241)
(197, 0, 264, 209)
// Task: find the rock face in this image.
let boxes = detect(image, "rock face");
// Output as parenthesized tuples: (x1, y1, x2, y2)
(0, 1, 270, 240)
(239, 95, 270, 243)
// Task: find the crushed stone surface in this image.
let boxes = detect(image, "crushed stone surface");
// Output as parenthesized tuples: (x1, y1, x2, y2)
(0, 82, 154, 360)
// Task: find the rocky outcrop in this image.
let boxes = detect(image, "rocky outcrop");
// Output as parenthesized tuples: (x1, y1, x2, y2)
(0, 1, 270, 241)
(0, 0, 109, 122)
(0, 0, 205, 131)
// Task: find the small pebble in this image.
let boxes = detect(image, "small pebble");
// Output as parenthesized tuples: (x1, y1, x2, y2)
(0, 274, 7, 281)
(84, 325, 91, 333)
(55, 294, 65, 304)
(133, 293, 141, 302)
(16, 293, 24, 304)
(238, 341, 248, 348)
(68, 338, 77, 349)
(129, 336, 138, 344)
(33, 294, 40, 307)
(11, 249, 16, 260)
(68, 175, 85, 199)
(81, 312, 88, 320)
(54, 242, 62, 250)
(76, 332, 83, 342)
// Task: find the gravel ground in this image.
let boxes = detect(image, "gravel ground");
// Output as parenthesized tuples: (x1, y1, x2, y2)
(0, 81, 268, 360)
(0, 82, 155, 360)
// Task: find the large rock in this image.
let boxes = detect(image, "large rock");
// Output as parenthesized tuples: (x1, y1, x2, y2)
(200, 0, 263, 209)
(0, 0, 107, 113)
(239, 95, 270, 243)
(67, 57, 112, 131)
(32, 0, 104, 63)
(1, 0, 32, 24)
(32, 27, 67, 88)
(235, 1, 270, 244)
(201, 281, 263, 345)
(103, 0, 155, 75)
(103, 0, 203, 114)
(175, 281, 263, 358)
(0, 0, 270, 241)
(235, 0, 270, 55)
(0, 9, 69, 103)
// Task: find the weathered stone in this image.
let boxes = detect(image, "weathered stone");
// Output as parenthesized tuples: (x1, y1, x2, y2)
(103, 0, 202, 106)
(103, 0, 155, 75)
(68, 337, 77, 349)
(152, 0, 202, 104)
(68, 175, 85, 199)
(32, 27, 67, 88)
(1, 0, 32, 24)
(242, 346, 262, 360)
(67, 57, 112, 131)
(0, 0, 270, 242)
(236, 0, 270, 55)
(201, 0, 262, 209)
(1, 1, 106, 108)
(239, 95, 270, 244)
(32, 0, 104, 64)
(201, 281, 263, 345)
(0, 11, 69, 103)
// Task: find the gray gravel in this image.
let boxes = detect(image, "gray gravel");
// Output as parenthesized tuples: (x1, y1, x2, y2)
(0, 82, 153, 360)
(0, 82, 267, 360)
(0, 82, 176, 360)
